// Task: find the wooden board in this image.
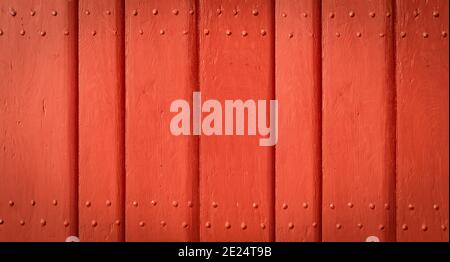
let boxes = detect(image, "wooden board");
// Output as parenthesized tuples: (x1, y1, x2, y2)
(199, 0, 275, 242)
(125, 0, 199, 241)
(0, 0, 448, 243)
(78, 0, 125, 242)
(322, 0, 396, 242)
(274, 0, 322, 242)
(0, 0, 78, 241)
(395, 0, 449, 242)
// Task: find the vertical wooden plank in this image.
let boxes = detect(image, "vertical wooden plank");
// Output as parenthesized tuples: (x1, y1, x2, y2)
(322, 0, 396, 242)
(275, 0, 321, 242)
(125, 0, 198, 241)
(199, 0, 274, 242)
(396, 0, 449, 242)
(79, 0, 124, 241)
(0, 0, 78, 241)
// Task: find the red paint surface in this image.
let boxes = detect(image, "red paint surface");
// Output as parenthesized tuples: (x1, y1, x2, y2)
(396, 0, 449, 242)
(275, 0, 322, 242)
(322, 0, 396, 242)
(0, 0, 78, 241)
(79, 0, 125, 241)
(125, 0, 198, 241)
(199, 0, 275, 242)
(0, 0, 448, 242)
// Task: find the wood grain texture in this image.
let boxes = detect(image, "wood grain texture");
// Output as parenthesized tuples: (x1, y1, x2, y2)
(0, 0, 78, 241)
(275, 0, 321, 242)
(125, 0, 199, 242)
(322, 0, 396, 242)
(396, 0, 449, 242)
(79, 0, 125, 242)
(199, 0, 275, 242)
(0, 0, 448, 243)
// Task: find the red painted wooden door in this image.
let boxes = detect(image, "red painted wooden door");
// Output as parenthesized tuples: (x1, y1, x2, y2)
(1, 0, 448, 242)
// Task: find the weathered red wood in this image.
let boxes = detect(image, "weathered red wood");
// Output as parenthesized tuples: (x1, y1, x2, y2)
(322, 0, 396, 242)
(396, 0, 449, 242)
(275, 0, 322, 242)
(125, 0, 199, 241)
(0, 0, 448, 243)
(79, 0, 125, 241)
(0, 0, 78, 241)
(199, 0, 275, 242)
